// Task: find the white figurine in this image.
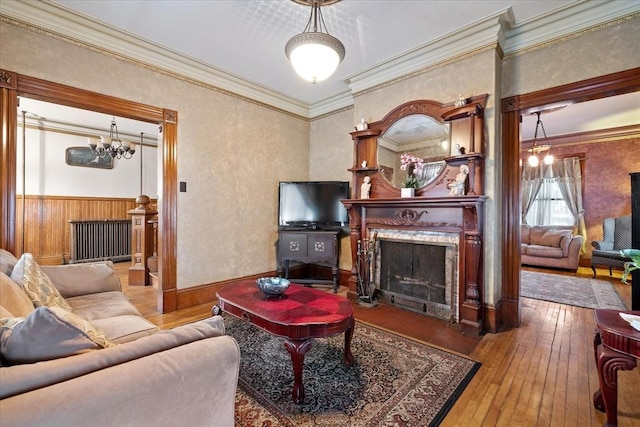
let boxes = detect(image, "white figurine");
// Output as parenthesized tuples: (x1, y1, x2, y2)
(361, 160, 368, 168)
(448, 164, 469, 196)
(454, 94, 467, 108)
(360, 176, 372, 199)
(356, 118, 368, 131)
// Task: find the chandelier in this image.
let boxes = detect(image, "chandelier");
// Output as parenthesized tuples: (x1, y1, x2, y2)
(527, 111, 553, 167)
(88, 116, 135, 159)
(285, 0, 345, 83)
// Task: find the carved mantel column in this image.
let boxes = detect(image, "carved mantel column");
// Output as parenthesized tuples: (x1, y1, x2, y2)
(128, 195, 157, 286)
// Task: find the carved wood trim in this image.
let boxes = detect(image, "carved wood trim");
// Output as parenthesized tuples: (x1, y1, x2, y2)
(342, 196, 487, 336)
(499, 67, 640, 330)
(0, 69, 178, 313)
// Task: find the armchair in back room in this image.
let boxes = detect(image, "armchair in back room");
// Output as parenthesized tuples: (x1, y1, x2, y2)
(591, 215, 632, 277)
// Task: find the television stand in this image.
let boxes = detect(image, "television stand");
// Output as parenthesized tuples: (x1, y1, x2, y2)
(277, 230, 340, 293)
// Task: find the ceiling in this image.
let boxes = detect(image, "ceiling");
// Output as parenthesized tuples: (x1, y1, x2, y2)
(53, 0, 575, 106)
(4, 0, 639, 139)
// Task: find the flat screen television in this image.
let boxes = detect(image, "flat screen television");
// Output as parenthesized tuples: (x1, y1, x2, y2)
(278, 181, 350, 230)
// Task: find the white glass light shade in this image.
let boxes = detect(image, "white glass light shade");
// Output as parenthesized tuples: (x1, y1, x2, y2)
(286, 32, 345, 83)
(543, 153, 554, 165)
(528, 154, 539, 167)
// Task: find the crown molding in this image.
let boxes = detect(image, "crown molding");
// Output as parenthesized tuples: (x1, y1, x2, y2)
(503, 0, 640, 54)
(308, 89, 354, 118)
(0, 0, 310, 118)
(342, 9, 514, 97)
(2, 0, 638, 120)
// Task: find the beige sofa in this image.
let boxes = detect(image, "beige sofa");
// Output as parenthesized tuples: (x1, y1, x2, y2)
(0, 249, 240, 427)
(521, 225, 583, 271)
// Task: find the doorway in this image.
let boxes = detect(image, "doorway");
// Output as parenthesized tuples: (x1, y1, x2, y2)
(500, 67, 640, 328)
(0, 69, 179, 313)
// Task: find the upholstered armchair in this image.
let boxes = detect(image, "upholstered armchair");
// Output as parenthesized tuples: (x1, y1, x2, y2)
(591, 215, 632, 277)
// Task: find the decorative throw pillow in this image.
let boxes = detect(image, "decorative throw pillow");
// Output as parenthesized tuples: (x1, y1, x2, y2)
(0, 306, 116, 364)
(10, 253, 72, 311)
(538, 230, 570, 248)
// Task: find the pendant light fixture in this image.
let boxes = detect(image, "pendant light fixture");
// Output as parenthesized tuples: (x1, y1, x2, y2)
(88, 116, 135, 160)
(527, 110, 553, 167)
(285, 0, 345, 83)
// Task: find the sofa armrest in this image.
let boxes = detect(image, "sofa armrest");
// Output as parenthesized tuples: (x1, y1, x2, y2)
(566, 235, 584, 270)
(40, 263, 122, 297)
(0, 334, 240, 427)
(0, 316, 227, 399)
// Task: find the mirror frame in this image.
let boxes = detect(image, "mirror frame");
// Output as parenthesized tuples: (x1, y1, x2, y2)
(374, 101, 449, 189)
(350, 96, 487, 199)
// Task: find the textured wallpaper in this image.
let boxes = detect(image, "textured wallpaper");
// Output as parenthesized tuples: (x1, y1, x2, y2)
(1, 21, 309, 289)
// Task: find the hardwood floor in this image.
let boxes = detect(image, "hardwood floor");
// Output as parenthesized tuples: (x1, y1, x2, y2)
(115, 263, 639, 426)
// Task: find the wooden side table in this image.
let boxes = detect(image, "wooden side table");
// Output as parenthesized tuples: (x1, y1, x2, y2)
(592, 309, 640, 426)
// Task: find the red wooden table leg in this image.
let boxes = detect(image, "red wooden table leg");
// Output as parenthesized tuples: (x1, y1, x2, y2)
(344, 317, 354, 365)
(595, 344, 638, 426)
(284, 339, 313, 404)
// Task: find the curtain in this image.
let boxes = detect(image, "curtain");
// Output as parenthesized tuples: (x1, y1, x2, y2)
(521, 162, 545, 223)
(552, 157, 587, 253)
(419, 161, 446, 184)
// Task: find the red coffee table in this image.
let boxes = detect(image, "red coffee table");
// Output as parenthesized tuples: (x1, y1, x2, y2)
(215, 280, 355, 404)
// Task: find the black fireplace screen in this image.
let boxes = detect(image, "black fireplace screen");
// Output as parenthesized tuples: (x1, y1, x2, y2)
(379, 240, 447, 304)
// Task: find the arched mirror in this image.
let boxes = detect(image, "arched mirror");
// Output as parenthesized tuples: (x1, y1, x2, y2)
(377, 114, 449, 188)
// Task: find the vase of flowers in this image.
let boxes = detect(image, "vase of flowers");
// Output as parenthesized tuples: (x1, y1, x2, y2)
(400, 153, 424, 197)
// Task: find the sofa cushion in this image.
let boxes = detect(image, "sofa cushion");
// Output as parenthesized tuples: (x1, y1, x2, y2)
(0, 249, 19, 276)
(521, 225, 531, 245)
(67, 291, 142, 321)
(525, 245, 564, 259)
(0, 306, 115, 365)
(528, 227, 548, 246)
(91, 315, 159, 344)
(41, 263, 121, 297)
(10, 254, 72, 311)
(0, 272, 35, 318)
(0, 305, 13, 318)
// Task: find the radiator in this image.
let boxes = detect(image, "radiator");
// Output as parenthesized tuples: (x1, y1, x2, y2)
(69, 219, 131, 263)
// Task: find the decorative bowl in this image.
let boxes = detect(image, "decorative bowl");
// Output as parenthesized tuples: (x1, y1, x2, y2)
(256, 277, 290, 297)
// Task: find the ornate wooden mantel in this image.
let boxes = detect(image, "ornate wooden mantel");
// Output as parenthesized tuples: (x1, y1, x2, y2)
(343, 97, 488, 336)
(342, 196, 486, 336)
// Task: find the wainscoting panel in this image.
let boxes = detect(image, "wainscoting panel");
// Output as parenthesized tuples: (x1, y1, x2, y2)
(14, 195, 144, 264)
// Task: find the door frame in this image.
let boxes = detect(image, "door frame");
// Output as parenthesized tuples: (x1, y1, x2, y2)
(499, 67, 640, 328)
(0, 69, 178, 312)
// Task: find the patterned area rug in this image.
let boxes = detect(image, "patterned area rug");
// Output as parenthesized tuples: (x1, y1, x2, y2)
(521, 270, 627, 310)
(226, 315, 480, 427)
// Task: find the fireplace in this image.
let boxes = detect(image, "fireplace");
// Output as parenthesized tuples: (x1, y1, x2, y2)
(373, 229, 459, 322)
(341, 197, 485, 336)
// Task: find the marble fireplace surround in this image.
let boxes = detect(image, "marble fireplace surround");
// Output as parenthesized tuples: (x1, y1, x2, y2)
(342, 196, 486, 336)
(372, 228, 459, 323)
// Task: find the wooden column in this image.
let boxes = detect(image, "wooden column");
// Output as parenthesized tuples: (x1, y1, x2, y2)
(128, 195, 157, 286)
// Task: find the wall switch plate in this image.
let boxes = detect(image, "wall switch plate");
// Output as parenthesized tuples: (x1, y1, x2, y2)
(179, 181, 187, 192)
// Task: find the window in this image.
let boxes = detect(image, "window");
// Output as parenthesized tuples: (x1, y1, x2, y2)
(524, 177, 574, 226)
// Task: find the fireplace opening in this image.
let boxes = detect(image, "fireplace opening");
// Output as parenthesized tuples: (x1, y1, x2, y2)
(379, 240, 446, 304)
(372, 229, 458, 322)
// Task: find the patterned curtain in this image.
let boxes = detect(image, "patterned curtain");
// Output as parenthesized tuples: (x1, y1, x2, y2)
(552, 157, 587, 253)
(521, 162, 544, 224)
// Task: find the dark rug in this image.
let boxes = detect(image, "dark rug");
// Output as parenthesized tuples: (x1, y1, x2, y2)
(225, 315, 480, 427)
(521, 270, 627, 310)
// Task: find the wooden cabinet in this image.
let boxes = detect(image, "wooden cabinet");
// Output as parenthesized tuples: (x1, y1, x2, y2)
(277, 230, 340, 293)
